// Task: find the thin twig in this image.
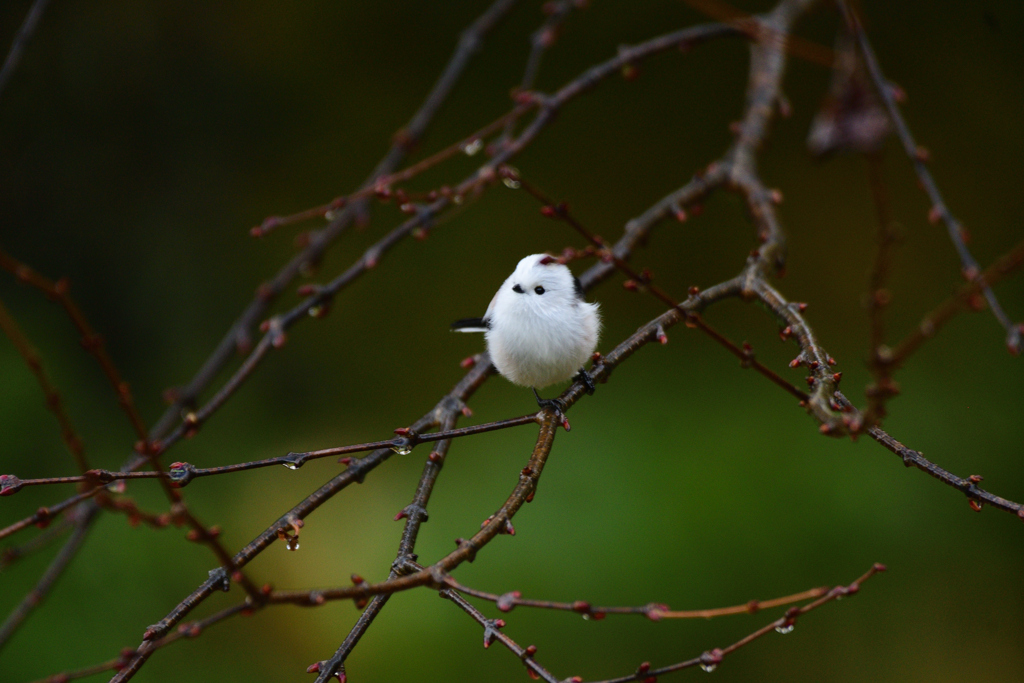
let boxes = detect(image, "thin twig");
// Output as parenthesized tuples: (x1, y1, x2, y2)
(498, 0, 579, 144)
(443, 576, 829, 620)
(441, 586, 562, 683)
(5, 414, 538, 491)
(143, 19, 741, 465)
(0, 503, 98, 650)
(0, 488, 98, 541)
(252, 105, 535, 236)
(0, 0, 51, 102)
(306, 411, 463, 681)
(862, 152, 900, 425)
(841, 0, 1022, 353)
(864, 420, 1024, 519)
(511, 170, 808, 402)
(28, 602, 251, 683)
(7, 3, 1016, 682)
(109, 360, 499, 681)
(681, 0, 834, 67)
(267, 280, 827, 613)
(142, 0, 522, 448)
(308, 409, 559, 682)
(0, 249, 149, 442)
(513, 172, 1024, 520)
(586, 564, 886, 683)
(0, 295, 89, 473)
(888, 238, 1024, 367)
(0, 514, 72, 570)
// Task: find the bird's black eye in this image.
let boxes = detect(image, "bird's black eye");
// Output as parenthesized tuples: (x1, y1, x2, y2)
(534, 286, 545, 295)
(512, 284, 524, 293)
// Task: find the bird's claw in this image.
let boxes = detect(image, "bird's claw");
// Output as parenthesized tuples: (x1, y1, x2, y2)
(573, 368, 596, 395)
(532, 392, 570, 431)
(536, 397, 567, 414)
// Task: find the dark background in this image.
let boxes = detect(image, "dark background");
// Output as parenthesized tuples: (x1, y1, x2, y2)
(1, 1, 1022, 681)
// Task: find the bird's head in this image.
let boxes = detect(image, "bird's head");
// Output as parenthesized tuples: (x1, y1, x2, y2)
(493, 253, 582, 318)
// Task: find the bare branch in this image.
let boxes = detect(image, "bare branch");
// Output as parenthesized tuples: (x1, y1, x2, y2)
(3, 413, 537, 491)
(0, 295, 89, 473)
(0, 514, 73, 570)
(0, 503, 98, 650)
(0, 249, 149, 443)
(586, 564, 886, 683)
(443, 575, 830, 620)
(0, 488, 97, 542)
(841, 0, 1022, 353)
(0, 0, 51, 102)
(865, 421, 1024, 519)
(1, 2, 1018, 681)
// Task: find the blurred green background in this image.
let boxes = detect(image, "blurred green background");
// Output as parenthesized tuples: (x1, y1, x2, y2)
(1, 1, 1022, 681)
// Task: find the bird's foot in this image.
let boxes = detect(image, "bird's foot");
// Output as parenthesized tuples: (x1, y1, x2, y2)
(573, 368, 596, 395)
(535, 396, 567, 414)
(532, 389, 570, 431)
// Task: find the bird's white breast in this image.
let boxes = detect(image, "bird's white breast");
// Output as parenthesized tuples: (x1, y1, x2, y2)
(486, 297, 599, 388)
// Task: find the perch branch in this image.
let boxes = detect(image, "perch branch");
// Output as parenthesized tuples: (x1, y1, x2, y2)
(147, 19, 742, 464)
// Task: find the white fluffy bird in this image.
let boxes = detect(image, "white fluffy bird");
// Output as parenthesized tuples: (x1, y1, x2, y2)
(452, 254, 601, 411)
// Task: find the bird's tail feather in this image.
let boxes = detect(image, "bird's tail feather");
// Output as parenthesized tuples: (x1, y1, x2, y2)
(451, 317, 489, 333)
